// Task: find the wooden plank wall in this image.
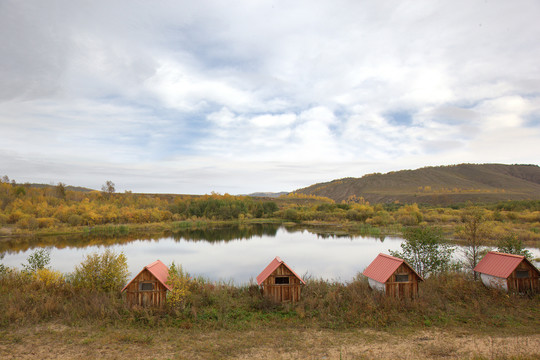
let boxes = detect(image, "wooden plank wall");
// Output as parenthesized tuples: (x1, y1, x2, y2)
(124, 269, 168, 307)
(384, 263, 420, 299)
(507, 260, 540, 294)
(261, 264, 303, 302)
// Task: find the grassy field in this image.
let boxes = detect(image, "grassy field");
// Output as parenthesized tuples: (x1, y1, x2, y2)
(1, 266, 539, 359)
(2, 324, 539, 359)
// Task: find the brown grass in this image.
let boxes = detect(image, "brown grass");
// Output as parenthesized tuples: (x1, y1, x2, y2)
(1, 268, 539, 359)
(0, 324, 538, 359)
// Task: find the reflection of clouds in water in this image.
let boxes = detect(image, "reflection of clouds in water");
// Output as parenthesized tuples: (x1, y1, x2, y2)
(3, 227, 539, 285)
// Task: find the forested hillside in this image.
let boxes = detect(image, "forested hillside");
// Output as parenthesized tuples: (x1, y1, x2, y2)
(295, 164, 540, 204)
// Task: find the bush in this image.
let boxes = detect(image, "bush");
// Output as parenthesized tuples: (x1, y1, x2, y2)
(67, 214, 84, 226)
(33, 268, 64, 288)
(166, 262, 192, 310)
(70, 249, 129, 292)
(22, 248, 51, 273)
(390, 226, 454, 277)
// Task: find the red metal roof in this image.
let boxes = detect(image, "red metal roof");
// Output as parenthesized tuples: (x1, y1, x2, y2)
(474, 251, 539, 278)
(362, 253, 423, 283)
(121, 259, 171, 292)
(256, 256, 306, 285)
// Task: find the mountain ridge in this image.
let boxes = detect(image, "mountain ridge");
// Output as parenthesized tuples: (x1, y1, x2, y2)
(294, 163, 540, 205)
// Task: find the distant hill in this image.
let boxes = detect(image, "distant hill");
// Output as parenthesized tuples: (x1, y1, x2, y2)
(294, 164, 540, 205)
(247, 191, 289, 198)
(17, 183, 95, 192)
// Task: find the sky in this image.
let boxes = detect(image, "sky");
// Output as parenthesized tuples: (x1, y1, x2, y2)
(1, 0, 539, 194)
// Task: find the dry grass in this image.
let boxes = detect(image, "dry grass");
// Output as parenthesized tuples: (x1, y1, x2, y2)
(1, 269, 539, 359)
(0, 324, 538, 359)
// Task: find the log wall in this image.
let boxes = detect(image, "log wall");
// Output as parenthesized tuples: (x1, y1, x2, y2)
(123, 269, 168, 307)
(261, 264, 303, 302)
(384, 263, 421, 299)
(507, 260, 540, 294)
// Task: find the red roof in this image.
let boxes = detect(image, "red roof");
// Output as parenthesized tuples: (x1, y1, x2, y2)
(474, 251, 539, 278)
(256, 256, 305, 285)
(121, 259, 171, 292)
(362, 253, 423, 283)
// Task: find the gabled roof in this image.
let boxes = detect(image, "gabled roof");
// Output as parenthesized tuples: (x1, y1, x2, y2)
(474, 251, 539, 278)
(363, 253, 423, 283)
(121, 259, 171, 292)
(256, 256, 306, 285)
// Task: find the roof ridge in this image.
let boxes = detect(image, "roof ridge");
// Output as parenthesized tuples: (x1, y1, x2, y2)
(379, 253, 404, 262)
(146, 259, 163, 268)
(487, 251, 524, 259)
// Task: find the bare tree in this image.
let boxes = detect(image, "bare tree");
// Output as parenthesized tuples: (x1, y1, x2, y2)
(456, 206, 491, 280)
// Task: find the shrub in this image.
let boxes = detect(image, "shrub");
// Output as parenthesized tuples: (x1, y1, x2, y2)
(22, 248, 51, 273)
(166, 262, 192, 310)
(16, 216, 39, 230)
(67, 214, 84, 226)
(70, 249, 129, 292)
(33, 268, 64, 288)
(390, 226, 454, 277)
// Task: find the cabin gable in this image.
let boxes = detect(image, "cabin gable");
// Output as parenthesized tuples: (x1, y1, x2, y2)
(122, 260, 170, 307)
(364, 254, 423, 299)
(506, 259, 540, 293)
(384, 263, 421, 299)
(257, 257, 304, 303)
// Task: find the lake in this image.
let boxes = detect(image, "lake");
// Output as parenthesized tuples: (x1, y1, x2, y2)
(1, 224, 539, 284)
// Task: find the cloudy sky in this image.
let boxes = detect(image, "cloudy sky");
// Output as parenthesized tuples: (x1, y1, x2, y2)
(1, 1, 539, 194)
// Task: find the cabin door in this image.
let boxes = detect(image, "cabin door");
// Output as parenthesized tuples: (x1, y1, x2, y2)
(398, 283, 405, 299)
(282, 286, 291, 302)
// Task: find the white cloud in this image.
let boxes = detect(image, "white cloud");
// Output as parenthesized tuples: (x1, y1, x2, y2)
(1, 0, 540, 193)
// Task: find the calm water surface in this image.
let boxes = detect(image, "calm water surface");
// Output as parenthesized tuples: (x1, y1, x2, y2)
(2, 225, 539, 284)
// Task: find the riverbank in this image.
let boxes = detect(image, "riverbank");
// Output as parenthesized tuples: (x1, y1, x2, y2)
(2, 217, 539, 249)
(1, 182, 539, 246)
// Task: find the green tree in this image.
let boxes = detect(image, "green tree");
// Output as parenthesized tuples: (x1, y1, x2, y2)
(0, 252, 6, 274)
(390, 226, 454, 277)
(497, 234, 533, 260)
(70, 249, 129, 292)
(456, 206, 491, 280)
(22, 248, 51, 273)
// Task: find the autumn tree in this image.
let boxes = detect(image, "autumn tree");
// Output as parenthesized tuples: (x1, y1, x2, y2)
(101, 180, 116, 197)
(456, 206, 491, 280)
(56, 182, 66, 199)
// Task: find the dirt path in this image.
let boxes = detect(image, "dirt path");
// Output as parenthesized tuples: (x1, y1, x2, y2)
(1, 323, 538, 359)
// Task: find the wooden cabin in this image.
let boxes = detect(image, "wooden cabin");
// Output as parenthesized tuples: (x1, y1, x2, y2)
(363, 253, 423, 299)
(474, 251, 540, 294)
(256, 256, 305, 302)
(121, 260, 171, 307)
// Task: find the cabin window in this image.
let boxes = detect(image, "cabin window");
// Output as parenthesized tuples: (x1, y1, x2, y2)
(275, 276, 290, 285)
(140, 282, 154, 291)
(516, 270, 529, 279)
(395, 274, 409, 282)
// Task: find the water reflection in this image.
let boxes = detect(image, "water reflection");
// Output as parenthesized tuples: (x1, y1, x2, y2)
(1, 224, 539, 284)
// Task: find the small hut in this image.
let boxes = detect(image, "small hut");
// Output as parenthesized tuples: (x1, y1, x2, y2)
(121, 260, 171, 307)
(256, 256, 305, 302)
(474, 251, 540, 293)
(363, 253, 423, 299)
